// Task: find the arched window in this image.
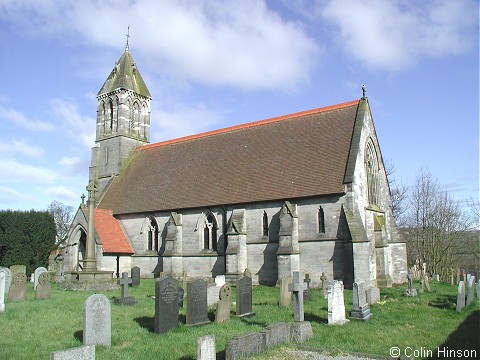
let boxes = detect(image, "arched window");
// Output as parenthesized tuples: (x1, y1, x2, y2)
(101, 102, 106, 133)
(115, 97, 119, 132)
(146, 217, 159, 252)
(262, 211, 269, 237)
(133, 101, 140, 135)
(365, 139, 379, 206)
(318, 206, 325, 234)
(109, 99, 114, 131)
(202, 212, 217, 251)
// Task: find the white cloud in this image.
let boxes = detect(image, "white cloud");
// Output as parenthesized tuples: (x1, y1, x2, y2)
(0, 186, 28, 202)
(0, 159, 58, 184)
(0, 105, 54, 131)
(59, 156, 89, 173)
(321, 0, 478, 70)
(0, 0, 319, 91)
(43, 186, 78, 201)
(0, 138, 45, 158)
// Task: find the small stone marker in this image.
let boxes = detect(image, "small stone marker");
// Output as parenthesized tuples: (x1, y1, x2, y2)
(350, 281, 372, 321)
(263, 322, 290, 347)
(197, 334, 216, 360)
(288, 271, 306, 322)
(0, 268, 12, 295)
(83, 294, 111, 347)
(303, 273, 312, 302)
(131, 266, 140, 286)
(236, 270, 254, 317)
(466, 276, 475, 307)
(8, 272, 26, 302)
(114, 272, 136, 305)
(35, 272, 51, 300)
(327, 280, 348, 325)
(215, 284, 232, 323)
(154, 276, 179, 334)
(456, 281, 465, 312)
(279, 276, 292, 307)
(366, 286, 380, 304)
(225, 332, 265, 360)
(50, 345, 95, 360)
(34, 266, 48, 290)
(186, 278, 210, 326)
(320, 272, 327, 298)
(0, 271, 5, 313)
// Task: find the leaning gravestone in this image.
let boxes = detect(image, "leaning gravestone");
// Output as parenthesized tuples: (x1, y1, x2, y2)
(8, 272, 26, 302)
(456, 281, 465, 312)
(236, 270, 254, 317)
(34, 266, 48, 290)
(0, 268, 11, 295)
(131, 266, 140, 287)
(215, 284, 232, 323)
(350, 281, 372, 321)
(0, 271, 5, 313)
(327, 280, 348, 325)
(50, 345, 95, 360)
(197, 334, 216, 360)
(466, 276, 475, 307)
(288, 271, 306, 322)
(114, 272, 136, 305)
(35, 272, 51, 300)
(154, 276, 179, 334)
(83, 294, 111, 347)
(186, 278, 210, 326)
(279, 276, 292, 307)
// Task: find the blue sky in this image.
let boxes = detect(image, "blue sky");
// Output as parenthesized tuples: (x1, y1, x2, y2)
(0, 0, 478, 216)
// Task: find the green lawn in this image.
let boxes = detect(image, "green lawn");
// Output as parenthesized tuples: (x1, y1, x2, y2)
(0, 278, 478, 359)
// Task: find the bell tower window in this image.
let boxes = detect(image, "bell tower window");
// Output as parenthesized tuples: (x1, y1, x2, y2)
(318, 206, 325, 234)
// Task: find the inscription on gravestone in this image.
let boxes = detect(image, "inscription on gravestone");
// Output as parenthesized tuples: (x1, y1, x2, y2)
(155, 276, 179, 334)
(466, 276, 475, 307)
(8, 272, 26, 302)
(186, 279, 210, 326)
(34, 267, 48, 290)
(35, 272, 51, 300)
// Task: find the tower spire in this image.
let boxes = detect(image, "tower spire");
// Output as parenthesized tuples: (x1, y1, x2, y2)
(125, 25, 130, 51)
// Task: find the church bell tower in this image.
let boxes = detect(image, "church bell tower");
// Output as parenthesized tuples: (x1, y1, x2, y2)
(89, 41, 152, 199)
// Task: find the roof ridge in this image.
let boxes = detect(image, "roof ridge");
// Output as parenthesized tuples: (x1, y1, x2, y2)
(138, 99, 359, 151)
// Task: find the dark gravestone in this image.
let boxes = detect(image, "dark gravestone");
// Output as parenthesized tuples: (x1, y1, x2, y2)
(131, 266, 140, 287)
(225, 332, 265, 360)
(215, 284, 232, 323)
(263, 322, 290, 348)
(186, 279, 210, 326)
(155, 276, 179, 334)
(236, 274, 254, 317)
(303, 273, 312, 301)
(349, 281, 372, 321)
(114, 272, 136, 305)
(35, 272, 51, 300)
(8, 272, 26, 302)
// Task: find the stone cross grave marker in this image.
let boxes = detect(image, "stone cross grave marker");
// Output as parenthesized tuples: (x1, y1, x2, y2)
(405, 269, 417, 297)
(197, 334, 216, 360)
(0, 268, 11, 295)
(154, 276, 179, 334)
(35, 272, 51, 300)
(215, 284, 232, 323)
(130, 266, 140, 287)
(350, 281, 372, 321)
(303, 273, 312, 302)
(327, 280, 348, 325)
(114, 272, 136, 305)
(236, 270, 255, 317)
(0, 271, 5, 313)
(466, 276, 475, 307)
(279, 275, 292, 307)
(8, 272, 26, 302)
(34, 267, 48, 290)
(320, 272, 327, 298)
(83, 294, 111, 347)
(186, 278, 210, 326)
(288, 271, 307, 322)
(456, 281, 465, 312)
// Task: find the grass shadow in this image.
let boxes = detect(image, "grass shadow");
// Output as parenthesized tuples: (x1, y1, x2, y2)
(73, 330, 83, 342)
(427, 310, 480, 359)
(305, 312, 327, 324)
(428, 295, 456, 310)
(134, 316, 155, 333)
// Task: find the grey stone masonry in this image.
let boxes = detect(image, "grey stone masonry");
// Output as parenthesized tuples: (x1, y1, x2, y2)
(215, 284, 232, 323)
(290, 321, 313, 343)
(225, 332, 265, 360)
(83, 294, 111, 347)
(279, 276, 292, 307)
(50, 345, 95, 360)
(264, 322, 290, 347)
(456, 281, 465, 312)
(197, 334, 216, 360)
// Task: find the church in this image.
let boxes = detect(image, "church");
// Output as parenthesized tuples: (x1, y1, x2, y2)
(63, 45, 408, 291)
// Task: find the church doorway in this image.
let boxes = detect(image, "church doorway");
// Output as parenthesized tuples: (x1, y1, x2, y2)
(77, 229, 86, 271)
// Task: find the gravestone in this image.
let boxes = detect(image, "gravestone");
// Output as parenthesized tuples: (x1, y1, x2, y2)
(303, 273, 312, 302)
(131, 266, 140, 287)
(279, 276, 292, 307)
(207, 284, 222, 307)
(186, 278, 210, 326)
(290, 321, 313, 343)
(50, 345, 95, 360)
(83, 294, 111, 347)
(34, 266, 48, 290)
(320, 272, 328, 298)
(456, 268, 460, 284)
(215, 275, 226, 287)
(467, 273, 471, 283)
(432, 274, 440, 281)
(263, 322, 290, 348)
(366, 286, 381, 304)
(225, 332, 265, 360)
(350, 281, 372, 321)
(114, 272, 136, 305)
(236, 270, 254, 317)
(154, 276, 179, 334)
(0, 271, 5, 313)
(54, 254, 64, 283)
(215, 284, 232, 323)
(456, 281, 465, 312)
(405, 269, 417, 297)
(423, 274, 431, 292)
(35, 272, 51, 300)
(178, 287, 185, 308)
(476, 281, 480, 300)
(288, 271, 306, 322)
(466, 276, 475, 307)
(10, 265, 26, 276)
(197, 334, 216, 360)
(0, 268, 11, 295)
(8, 272, 26, 302)
(327, 280, 348, 325)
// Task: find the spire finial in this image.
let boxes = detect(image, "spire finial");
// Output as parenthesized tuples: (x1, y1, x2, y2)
(362, 84, 367, 99)
(125, 25, 130, 51)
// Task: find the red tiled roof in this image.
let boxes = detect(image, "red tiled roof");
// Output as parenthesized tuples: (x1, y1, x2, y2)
(99, 100, 361, 214)
(94, 208, 133, 254)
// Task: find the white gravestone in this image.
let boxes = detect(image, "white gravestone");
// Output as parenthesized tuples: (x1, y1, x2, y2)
(0, 271, 5, 313)
(327, 280, 348, 325)
(34, 267, 48, 290)
(197, 334, 216, 360)
(0, 268, 12, 295)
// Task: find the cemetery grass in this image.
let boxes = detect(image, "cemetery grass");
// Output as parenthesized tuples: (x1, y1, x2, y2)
(0, 279, 478, 359)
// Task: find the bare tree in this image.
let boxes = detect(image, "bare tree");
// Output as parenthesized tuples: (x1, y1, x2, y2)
(47, 200, 75, 247)
(385, 159, 409, 226)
